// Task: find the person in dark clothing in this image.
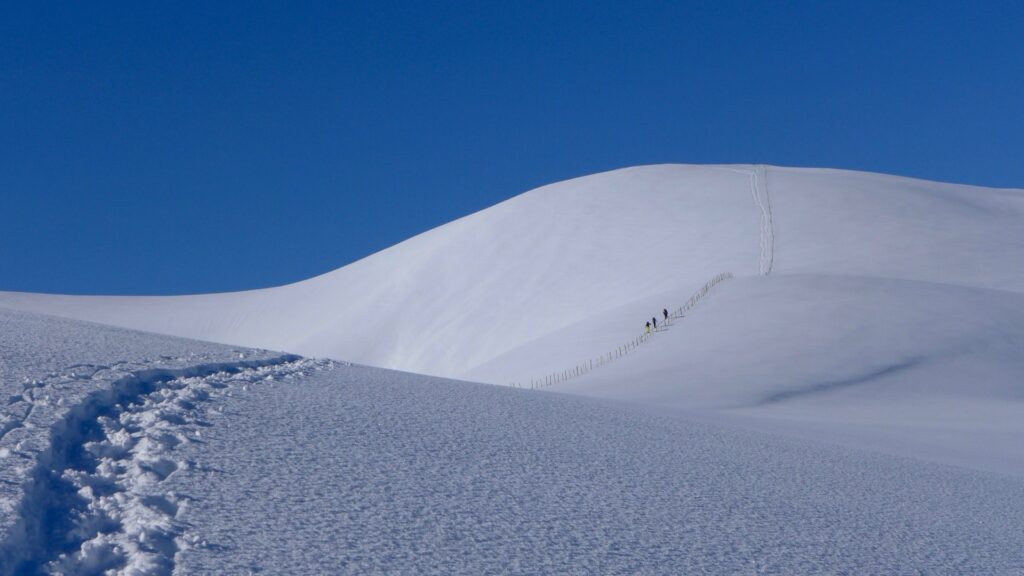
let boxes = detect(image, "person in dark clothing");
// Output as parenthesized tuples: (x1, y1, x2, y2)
(652, 316, 657, 329)
(663, 308, 669, 321)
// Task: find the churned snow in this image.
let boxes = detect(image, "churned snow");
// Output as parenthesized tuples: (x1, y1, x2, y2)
(0, 309, 313, 574)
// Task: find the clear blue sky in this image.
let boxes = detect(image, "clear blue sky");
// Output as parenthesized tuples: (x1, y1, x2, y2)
(2, 1, 1022, 295)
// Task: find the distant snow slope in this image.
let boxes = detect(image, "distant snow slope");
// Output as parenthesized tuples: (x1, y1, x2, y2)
(0, 165, 1020, 381)
(517, 274, 1024, 475)
(4, 310, 1024, 575)
(459, 167, 1024, 477)
(0, 165, 763, 375)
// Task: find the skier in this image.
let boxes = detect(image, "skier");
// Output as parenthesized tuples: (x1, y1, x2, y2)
(663, 308, 669, 321)
(652, 316, 657, 330)
(645, 321, 651, 334)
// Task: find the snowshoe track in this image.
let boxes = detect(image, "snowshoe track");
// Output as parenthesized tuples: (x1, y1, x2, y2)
(715, 164, 775, 275)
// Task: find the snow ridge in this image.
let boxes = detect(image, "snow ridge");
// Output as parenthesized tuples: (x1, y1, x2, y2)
(0, 354, 334, 576)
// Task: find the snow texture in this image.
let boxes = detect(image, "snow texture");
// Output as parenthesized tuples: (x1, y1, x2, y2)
(153, 364, 1024, 574)
(0, 309, 317, 575)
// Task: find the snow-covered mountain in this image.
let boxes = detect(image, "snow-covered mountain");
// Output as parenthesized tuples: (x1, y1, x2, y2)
(2, 164, 1023, 474)
(2, 164, 1023, 574)
(3, 164, 1020, 379)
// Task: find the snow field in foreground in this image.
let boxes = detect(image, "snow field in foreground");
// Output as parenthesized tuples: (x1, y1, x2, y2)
(38, 357, 334, 575)
(171, 363, 1024, 575)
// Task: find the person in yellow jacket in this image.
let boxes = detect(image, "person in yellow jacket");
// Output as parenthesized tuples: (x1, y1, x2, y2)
(645, 321, 651, 334)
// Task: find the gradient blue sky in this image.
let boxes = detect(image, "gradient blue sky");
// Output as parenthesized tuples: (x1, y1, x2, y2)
(2, 1, 1022, 294)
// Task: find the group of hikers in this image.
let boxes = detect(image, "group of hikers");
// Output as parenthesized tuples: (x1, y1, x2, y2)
(645, 308, 670, 334)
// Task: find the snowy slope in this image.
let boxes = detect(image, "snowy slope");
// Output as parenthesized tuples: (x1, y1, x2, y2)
(456, 167, 1024, 476)
(1, 165, 1020, 381)
(3, 310, 1023, 575)
(2, 165, 1024, 573)
(487, 274, 1024, 409)
(0, 165, 767, 376)
(173, 364, 1024, 575)
(483, 274, 1024, 475)
(0, 308, 313, 574)
(2, 164, 1022, 478)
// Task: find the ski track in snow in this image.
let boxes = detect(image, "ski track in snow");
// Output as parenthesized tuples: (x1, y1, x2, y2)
(715, 164, 774, 276)
(756, 165, 774, 275)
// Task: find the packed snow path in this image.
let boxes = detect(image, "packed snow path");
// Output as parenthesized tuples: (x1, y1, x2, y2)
(25, 358, 332, 575)
(0, 309, 322, 575)
(715, 164, 774, 275)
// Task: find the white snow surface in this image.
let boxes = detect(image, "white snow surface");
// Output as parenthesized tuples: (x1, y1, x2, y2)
(2, 164, 1024, 572)
(0, 309, 311, 575)
(526, 274, 1024, 476)
(0, 165, 770, 376)
(2, 309, 1023, 575)
(1, 165, 1021, 380)
(1, 164, 1022, 476)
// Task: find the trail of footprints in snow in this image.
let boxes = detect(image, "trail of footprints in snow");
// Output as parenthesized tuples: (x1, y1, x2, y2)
(39, 357, 335, 575)
(3, 363, 134, 446)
